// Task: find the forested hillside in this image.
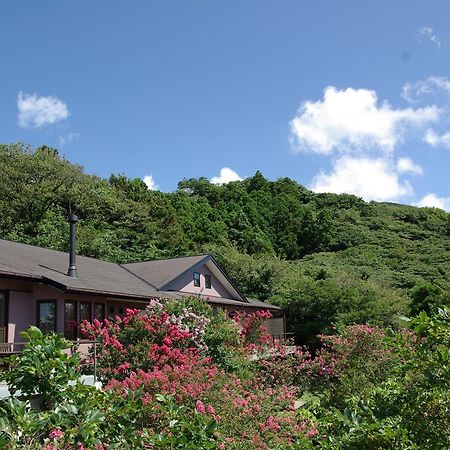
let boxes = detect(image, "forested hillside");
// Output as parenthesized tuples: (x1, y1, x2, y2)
(2, 143, 450, 342)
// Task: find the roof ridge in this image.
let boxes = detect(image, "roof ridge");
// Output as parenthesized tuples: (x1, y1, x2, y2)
(119, 263, 159, 290)
(124, 253, 210, 265)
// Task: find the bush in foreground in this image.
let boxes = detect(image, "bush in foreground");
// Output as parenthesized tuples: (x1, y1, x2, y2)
(1, 300, 448, 449)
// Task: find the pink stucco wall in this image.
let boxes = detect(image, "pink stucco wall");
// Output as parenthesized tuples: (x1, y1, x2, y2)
(8, 290, 33, 342)
(0, 279, 34, 342)
(0, 278, 149, 342)
(166, 266, 233, 298)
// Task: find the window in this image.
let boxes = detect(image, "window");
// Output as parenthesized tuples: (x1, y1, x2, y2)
(0, 291, 8, 343)
(64, 301, 77, 340)
(37, 300, 56, 334)
(193, 272, 201, 287)
(94, 303, 105, 321)
(66, 301, 107, 339)
(79, 302, 92, 323)
(205, 274, 211, 289)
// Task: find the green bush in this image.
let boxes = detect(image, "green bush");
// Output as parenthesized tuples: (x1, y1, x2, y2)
(2, 326, 80, 410)
(307, 308, 450, 449)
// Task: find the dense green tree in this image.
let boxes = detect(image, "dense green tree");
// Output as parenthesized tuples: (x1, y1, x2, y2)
(2, 143, 450, 342)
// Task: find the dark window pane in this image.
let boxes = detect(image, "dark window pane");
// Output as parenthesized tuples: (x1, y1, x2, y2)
(205, 274, 211, 289)
(94, 303, 105, 321)
(0, 291, 6, 342)
(0, 292, 6, 327)
(193, 272, 201, 287)
(79, 302, 92, 323)
(37, 301, 56, 334)
(64, 301, 77, 340)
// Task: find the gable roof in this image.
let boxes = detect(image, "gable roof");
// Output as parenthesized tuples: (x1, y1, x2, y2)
(123, 255, 208, 290)
(0, 239, 279, 310)
(123, 254, 249, 302)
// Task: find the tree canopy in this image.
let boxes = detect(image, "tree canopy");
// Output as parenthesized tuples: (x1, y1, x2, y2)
(2, 143, 450, 342)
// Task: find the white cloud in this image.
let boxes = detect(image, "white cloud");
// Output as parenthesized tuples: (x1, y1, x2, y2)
(17, 92, 69, 128)
(289, 86, 439, 155)
(402, 76, 450, 103)
(310, 156, 413, 202)
(143, 174, 159, 191)
(423, 128, 450, 147)
(417, 193, 450, 211)
(417, 27, 441, 49)
(58, 132, 80, 147)
(210, 167, 243, 185)
(396, 157, 423, 175)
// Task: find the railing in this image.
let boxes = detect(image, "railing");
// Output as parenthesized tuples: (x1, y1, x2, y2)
(270, 332, 296, 345)
(70, 340, 98, 384)
(0, 342, 25, 354)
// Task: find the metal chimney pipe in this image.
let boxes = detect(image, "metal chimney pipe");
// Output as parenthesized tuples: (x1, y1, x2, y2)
(67, 214, 79, 278)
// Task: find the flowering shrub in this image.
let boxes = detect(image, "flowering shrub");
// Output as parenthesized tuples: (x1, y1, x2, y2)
(82, 299, 318, 448)
(239, 309, 272, 346)
(106, 360, 317, 449)
(81, 304, 198, 382)
(201, 374, 316, 449)
(289, 324, 401, 408)
(311, 308, 450, 449)
(106, 353, 220, 405)
(9, 300, 446, 449)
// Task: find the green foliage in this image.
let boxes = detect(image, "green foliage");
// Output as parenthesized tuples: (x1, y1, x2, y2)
(304, 308, 450, 449)
(2, 326, 80, 410)
(150, 394, 218, 449)
(3, 143, 450, 342)
(203, 309, 254, 375)
(409, 282, 448, 315)
(3, 293, 449, 448)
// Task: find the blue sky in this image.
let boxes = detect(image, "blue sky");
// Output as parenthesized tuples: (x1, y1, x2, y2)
(2, 1, 450, 209)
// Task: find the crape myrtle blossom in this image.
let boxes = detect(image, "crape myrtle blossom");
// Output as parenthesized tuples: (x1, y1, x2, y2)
(81, 299, 320, 447)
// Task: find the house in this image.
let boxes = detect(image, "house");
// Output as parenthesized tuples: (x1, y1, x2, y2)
(0, 217, 283, 346)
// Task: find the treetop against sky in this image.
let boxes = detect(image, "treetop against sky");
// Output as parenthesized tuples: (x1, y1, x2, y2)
(2, 1, 450, 209)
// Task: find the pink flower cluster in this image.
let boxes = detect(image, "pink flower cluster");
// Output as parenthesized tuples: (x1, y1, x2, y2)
(237, 310, 272, 346)
(81, 306, 197, 381)
(80, 302, 321, 448)
(49, 429, 64, 439)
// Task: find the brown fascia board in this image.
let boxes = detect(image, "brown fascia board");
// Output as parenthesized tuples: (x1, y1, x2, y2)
(64, 287, 154, 300)
(204, 295, 280, 310)
(44, 278, 159, 301)
(0, 271, 157, 302)
(0, 270, 43, 282)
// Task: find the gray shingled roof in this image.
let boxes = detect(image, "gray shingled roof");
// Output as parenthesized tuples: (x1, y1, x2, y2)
(0, 239, 160, 299)
(247, 298, 282, 310)
(123, 255, 209, 289)
(0, 239, 280, 310)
